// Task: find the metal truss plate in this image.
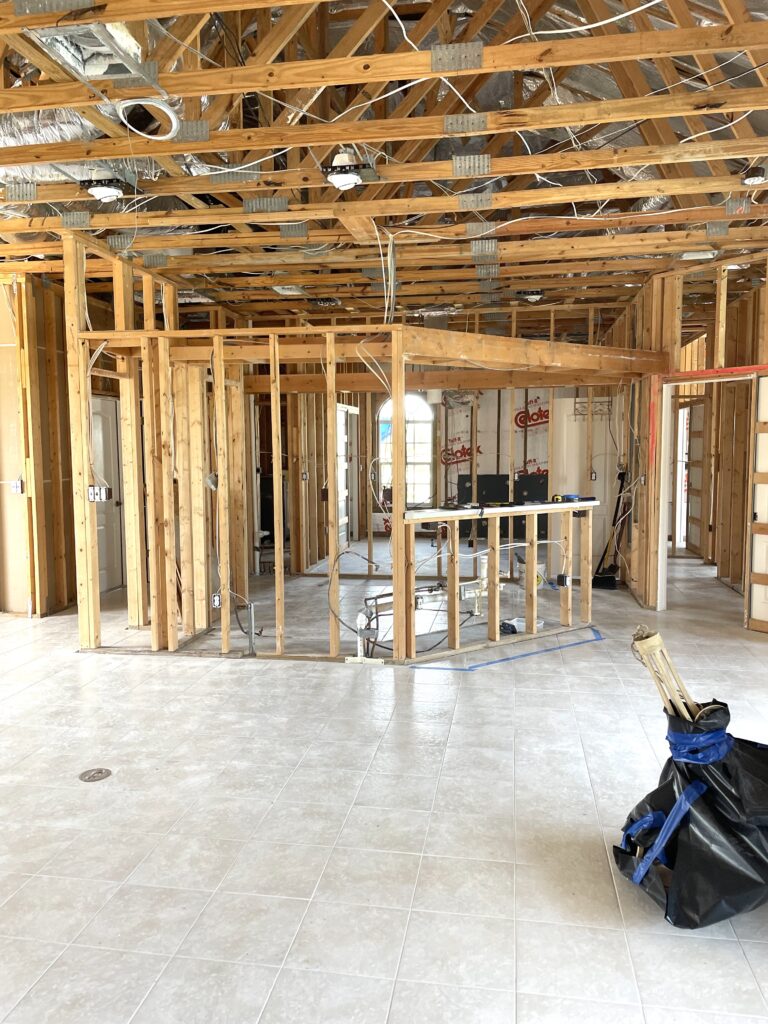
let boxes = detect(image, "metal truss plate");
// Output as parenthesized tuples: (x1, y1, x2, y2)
(362, 267, 385, 279)
(476, 263, 500, 279)
(444, 113, 488, 135)
(108, 233, 134, 251)
(244, 196, 289, 213)
(280, 222, 308, 238)
(431, 42, 484, 73)
(725, 196, 752, 216)
(143, 253, 168, 268)
(706, 221, 728, 238)
(465, 222, 489, 237)
(217, 170, 261, 185)
(479, 279, 502, 292)
(459, 192, 493, 212)
(452, 153, 491, 178)
(112, 62, 158, 86)
(61, 211, 91, 228)
(176, 120, 210, 143)
(5, 181, 37, 202)
(14, 0, 91, 11)
(471, 238, 498, 264)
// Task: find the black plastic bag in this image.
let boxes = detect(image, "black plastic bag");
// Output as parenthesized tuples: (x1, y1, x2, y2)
(613, 701, 768, 929)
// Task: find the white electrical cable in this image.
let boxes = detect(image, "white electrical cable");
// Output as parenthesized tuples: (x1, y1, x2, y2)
(505, 0, 666, 42)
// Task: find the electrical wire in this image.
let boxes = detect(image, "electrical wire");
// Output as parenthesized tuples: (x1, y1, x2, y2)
(505, 0, 666, 42)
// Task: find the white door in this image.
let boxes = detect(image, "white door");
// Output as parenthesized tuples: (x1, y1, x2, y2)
(91, 396, 125, 593)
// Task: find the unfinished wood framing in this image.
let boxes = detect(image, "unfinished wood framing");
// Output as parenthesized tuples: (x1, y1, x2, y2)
(1, 2, 767, 663)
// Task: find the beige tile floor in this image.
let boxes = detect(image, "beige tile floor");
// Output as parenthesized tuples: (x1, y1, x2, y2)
(0, 557, 767, 1021)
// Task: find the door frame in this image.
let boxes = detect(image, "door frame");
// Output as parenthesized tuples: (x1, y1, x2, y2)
(657, 371, 757, 618)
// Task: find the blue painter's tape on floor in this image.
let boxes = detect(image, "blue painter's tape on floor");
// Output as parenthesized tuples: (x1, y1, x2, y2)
(412, 625, 604, 673)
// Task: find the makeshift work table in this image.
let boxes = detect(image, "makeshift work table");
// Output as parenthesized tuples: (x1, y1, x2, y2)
(403, 500, 599, 659)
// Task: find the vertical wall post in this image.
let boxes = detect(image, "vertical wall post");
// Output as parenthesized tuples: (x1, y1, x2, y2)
(580, 508, 593, 623)
(269, 334, 285, 655)
(63, 234, 100, 648)
(325, 332, 340, 656)
(447, 519, 461, 649)
(487, 515, 500, 641)
(525, 512, 538, 635)
(140, 275, 166, 650)
(405, 521, 416, 658)
(18, 277, 48, 616)
(159, 282, 179, 652)
(391, 326, 407, 660)
(113, 259, 148, 627)
(559, 509, 573, 626)
(188, 365, 210, 630)
(213, 333, 230, 654)
(42, 284, 68, 610)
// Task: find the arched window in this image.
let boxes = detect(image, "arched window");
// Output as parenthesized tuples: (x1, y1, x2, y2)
(378, 393, 434, 506)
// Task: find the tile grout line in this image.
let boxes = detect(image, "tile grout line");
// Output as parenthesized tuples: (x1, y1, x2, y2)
(121, 696, 365, 1024)
(248, 689, 404, 1024)
(574, 720, 648, 1023)
(381, 675, 462, 1023)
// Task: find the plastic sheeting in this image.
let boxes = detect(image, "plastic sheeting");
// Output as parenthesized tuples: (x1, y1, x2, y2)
(615, 703, 768, 929)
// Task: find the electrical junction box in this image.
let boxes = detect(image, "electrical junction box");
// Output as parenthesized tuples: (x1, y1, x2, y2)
(87, 486, 113, 502)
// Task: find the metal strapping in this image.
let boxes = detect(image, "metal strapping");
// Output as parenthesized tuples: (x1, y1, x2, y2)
(61, 211, 91, 229)
(5, 181, 37, 202)
(244, 196, 289, 213)
(459, 192, 493, 212)
(471, 238, 499, 264)
(725, 196, 752, 216)
(216, 170, 262, 185)
(444, 113, 488, 135)
(452, 153, 492, 178)
(430, 42, 484, 73)
(14, 0, 90, 11)
(176, 120, 210, 143)
(108, 234, 134, 251)
(280, 223, 308, 238)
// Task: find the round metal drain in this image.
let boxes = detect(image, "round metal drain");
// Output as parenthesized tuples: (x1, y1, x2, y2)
(79, 768, 112, 783)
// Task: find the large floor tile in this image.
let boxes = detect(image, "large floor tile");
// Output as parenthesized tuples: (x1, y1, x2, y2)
(131, 958, 277, 1024)
(398, 910, 515, 989)
(424, 811, 514, 861)
(0, 937, 64, 1019)
(38, 830, 158, 883)
(515, 858, 622, 928)
(315, 847, 420, 908)
(628, 933, 767, 1015)
(388, 980, 514, 1023)
(338, 806, 430, 854)
(128, 834, 243, 891)
(414, 856, 514, 918)
(75, 883, 209, 955)
(222, 841, 330, 899)
(0, 874, 116, 943)
(179, 892, 307, 965)
(354, 772, 437, 811)
(256, 801, 349, 846)
(286, 901, 408, 979)
(517, 993, 644, 1023)
(259, 969, 392, 1024)
(4, 945, 166, 1024)
(517, 920, 639, 1005)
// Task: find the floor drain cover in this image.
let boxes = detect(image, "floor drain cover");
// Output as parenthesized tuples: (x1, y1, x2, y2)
(79, 768, 112, 783)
